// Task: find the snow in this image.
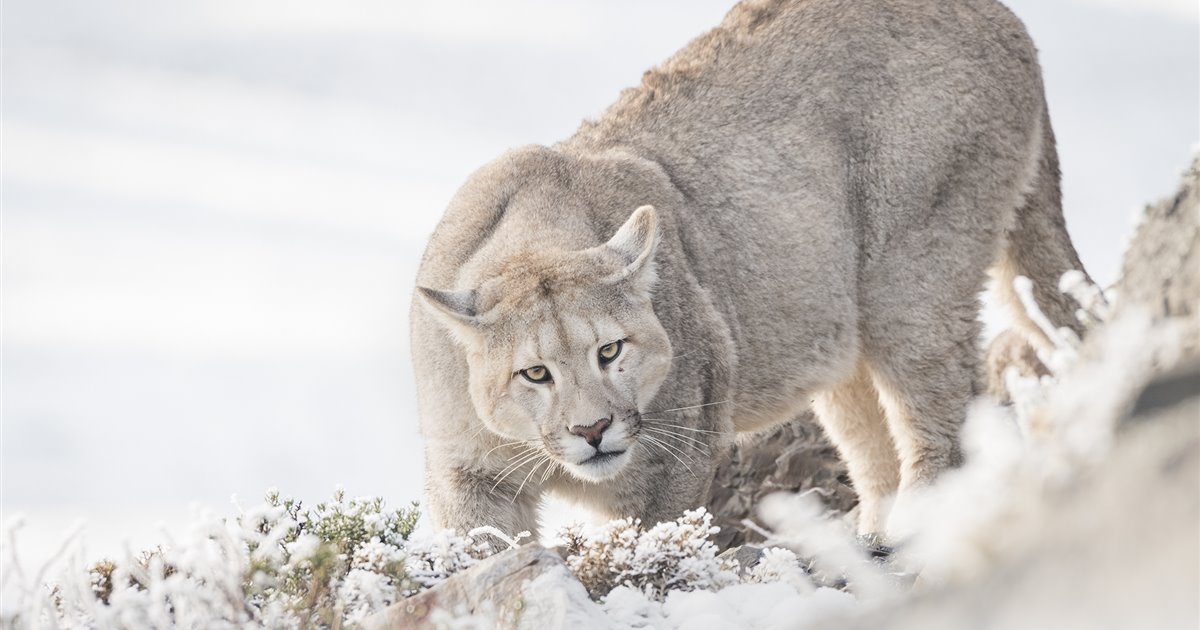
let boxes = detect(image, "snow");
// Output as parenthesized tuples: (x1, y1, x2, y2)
(518, 565, 607, 630)
(525, 573, 855, 630)
(744, 547, 813, 593)
(662, 583, 855, 630)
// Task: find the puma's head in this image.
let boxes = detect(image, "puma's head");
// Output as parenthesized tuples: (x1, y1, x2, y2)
(417, 206, 672, 481)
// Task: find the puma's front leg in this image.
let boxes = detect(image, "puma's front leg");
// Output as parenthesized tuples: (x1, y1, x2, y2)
(606, 420, 728, 526)
(636, 451, 719, 526)
(424, 449, 543, 542)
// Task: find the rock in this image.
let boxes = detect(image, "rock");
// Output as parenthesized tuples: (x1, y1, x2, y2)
(717, 544, 765, 575)
(1128, 358, 1200, 420)
(707, 412, 857, 549)
(362, 545, 594, 630)
(1116, 156, 1199, 355)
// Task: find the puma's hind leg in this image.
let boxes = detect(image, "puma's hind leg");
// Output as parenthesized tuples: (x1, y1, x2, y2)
(812, 360, 901, 536)
(858, 215, 996, 538)
(858, 245, 987, 529)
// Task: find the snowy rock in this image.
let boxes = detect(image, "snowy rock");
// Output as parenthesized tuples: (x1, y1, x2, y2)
(1117, 155, 1199, 355)
(840, 365, 1200, 630)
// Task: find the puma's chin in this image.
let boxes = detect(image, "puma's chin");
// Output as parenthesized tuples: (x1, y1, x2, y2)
(564, 448, 632, 481)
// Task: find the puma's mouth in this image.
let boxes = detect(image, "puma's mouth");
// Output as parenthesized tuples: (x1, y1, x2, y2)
(567, 448, 632, 481)
(582, 450, 626, 465)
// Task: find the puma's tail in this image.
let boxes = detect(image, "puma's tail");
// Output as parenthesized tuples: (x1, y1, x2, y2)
(992, 109, 1097, 353)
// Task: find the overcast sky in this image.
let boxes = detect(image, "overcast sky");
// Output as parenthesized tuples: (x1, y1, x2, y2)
(3, 0, 1197, 570)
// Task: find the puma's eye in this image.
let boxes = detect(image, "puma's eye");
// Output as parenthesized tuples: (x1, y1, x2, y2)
(520, 365, 552, 383)
(598, 340, 623, 364)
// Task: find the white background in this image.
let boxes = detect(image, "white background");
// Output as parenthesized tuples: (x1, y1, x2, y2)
(3, 0, 1197, 570)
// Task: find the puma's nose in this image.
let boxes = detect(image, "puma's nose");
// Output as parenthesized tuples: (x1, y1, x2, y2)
(569, 416, 612, 448)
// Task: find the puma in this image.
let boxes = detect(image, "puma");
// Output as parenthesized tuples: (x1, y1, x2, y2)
(411, 0, 1091, 538)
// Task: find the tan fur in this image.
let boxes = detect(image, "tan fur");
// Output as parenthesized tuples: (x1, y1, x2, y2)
(811, 361, 901, 534)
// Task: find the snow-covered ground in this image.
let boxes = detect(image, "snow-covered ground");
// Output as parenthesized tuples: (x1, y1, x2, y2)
(3, 0, 1198, 577)
(5, 279, 1195, 628)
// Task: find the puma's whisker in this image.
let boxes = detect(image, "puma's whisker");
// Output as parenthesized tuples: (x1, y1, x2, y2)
(482, 440, 534, 459)
(641, 420, 724, 435)
(641, 426, 710, 452)
(641, 432, 700, 464)
(491, 449, 544, 491)
(504, 443, 540, 461)
(539, 459, 559, 484)
(642, 400, 731, 415)
(640, 435, 698, 478)
(511, 455, 552, 503)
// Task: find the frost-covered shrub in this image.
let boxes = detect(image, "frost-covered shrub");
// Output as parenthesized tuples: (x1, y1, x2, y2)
(2, 489, 476, 629)
(744, 547, 814, 594)
(561, 508, 740, 600)
(238, 487, 420, 627)
(402, 529, 494, 593)
(11, 499, 824, 629)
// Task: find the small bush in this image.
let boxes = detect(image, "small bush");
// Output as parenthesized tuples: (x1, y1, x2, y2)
(561, 507, 741, 600)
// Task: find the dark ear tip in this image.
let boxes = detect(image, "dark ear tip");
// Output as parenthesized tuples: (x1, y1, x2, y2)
(415, 286, 441, 305)
(416, 286, 479, 321)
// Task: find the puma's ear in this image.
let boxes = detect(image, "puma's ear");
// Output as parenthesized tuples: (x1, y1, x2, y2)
(603, 205, 659, 291)
(416, 286, 481, 338)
